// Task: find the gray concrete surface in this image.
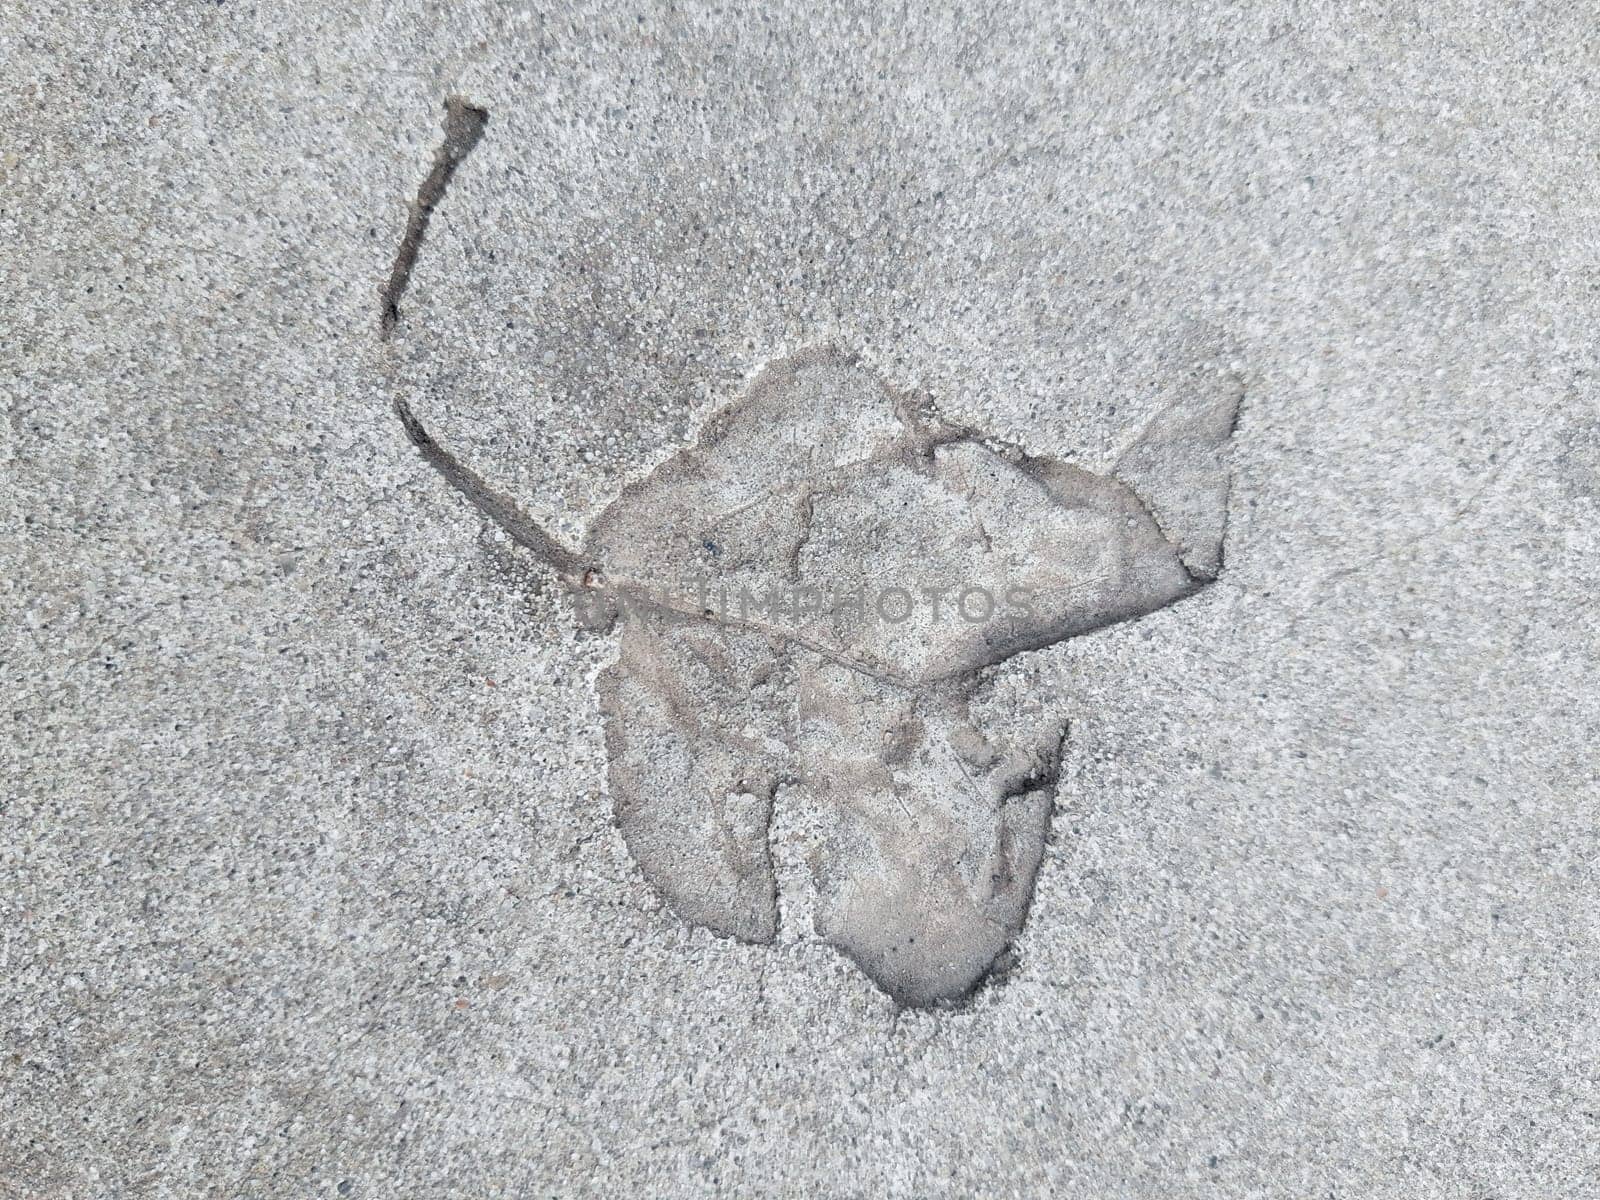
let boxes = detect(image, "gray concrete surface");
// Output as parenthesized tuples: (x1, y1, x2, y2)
(4, 2, 1598, 1196)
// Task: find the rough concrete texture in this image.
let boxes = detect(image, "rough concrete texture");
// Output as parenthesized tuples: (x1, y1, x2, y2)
(4, 2, 1599, 1196)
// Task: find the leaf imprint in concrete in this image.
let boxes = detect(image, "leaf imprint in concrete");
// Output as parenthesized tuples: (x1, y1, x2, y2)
(382, 101, 1241, 1006)
(395, 346, 1239, 1005)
